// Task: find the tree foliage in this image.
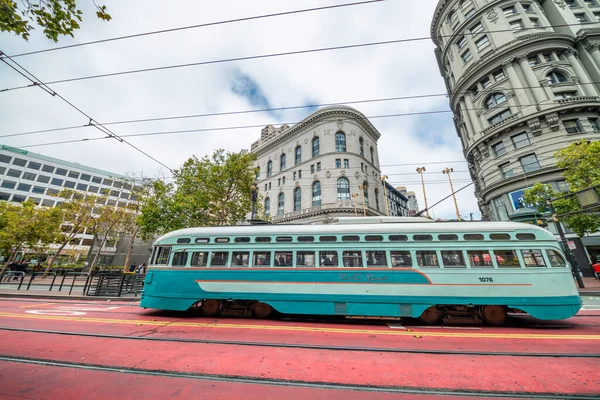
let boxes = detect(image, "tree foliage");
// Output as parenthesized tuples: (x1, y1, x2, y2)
(524, 140, 600, 237)
(0, 0, 110, 42)
(138, 149, 262, 237)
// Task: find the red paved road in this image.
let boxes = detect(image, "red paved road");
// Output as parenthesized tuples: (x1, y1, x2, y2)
(0, 297, 599, 398)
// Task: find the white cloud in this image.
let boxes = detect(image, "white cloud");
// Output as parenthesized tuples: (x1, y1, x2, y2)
(0, 0, 480, 219)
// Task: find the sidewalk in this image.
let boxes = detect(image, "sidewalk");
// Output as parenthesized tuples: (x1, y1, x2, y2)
(577, 276, 600, 296)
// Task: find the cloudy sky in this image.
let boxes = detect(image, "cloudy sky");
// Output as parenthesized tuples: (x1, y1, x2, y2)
(0, 0, 479, 219)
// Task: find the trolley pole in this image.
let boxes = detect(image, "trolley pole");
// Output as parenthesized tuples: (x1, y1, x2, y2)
(546, 199, 585, 289)
(358, 185, 367, 217)
(416, 167, 429, 218)
(442, 167, 461, 220)
(351, 193, 359, 216)
(380, 175, 390, 216)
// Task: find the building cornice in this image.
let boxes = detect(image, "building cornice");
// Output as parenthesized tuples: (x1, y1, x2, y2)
(251, 106, 382, 155)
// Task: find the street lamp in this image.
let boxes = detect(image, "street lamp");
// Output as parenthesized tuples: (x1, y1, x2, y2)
(442, 167, 461, 220)
(380, 175, 390, 216)
(415, 167, 429, 218)
(250, 184, 258, 221)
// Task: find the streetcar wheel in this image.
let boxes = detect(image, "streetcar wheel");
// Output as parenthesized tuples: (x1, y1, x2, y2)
(254, 302, 273, 319)
(419, 306, 441, 325)
(481, 305, 507, 326)
(201, 299, 222, 317)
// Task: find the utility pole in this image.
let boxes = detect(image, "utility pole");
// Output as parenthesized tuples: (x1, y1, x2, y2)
(442, 167, 461, 220)
(546, 199, 585, 289)
(358, 185, 367, 216)
(380, 175, 390, 216)
(416, 167, 429, 218)
(351, 193, 359, 216)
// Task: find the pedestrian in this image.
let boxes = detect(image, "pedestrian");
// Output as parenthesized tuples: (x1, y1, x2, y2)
(129, 262, 136, 273)
(592, 260, 600, 280)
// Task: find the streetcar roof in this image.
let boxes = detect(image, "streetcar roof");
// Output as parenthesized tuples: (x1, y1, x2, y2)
(154, 217, 556, 244)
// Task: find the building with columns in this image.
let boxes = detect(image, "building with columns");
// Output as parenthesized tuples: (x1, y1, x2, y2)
(431, 0, 600, 270)
(250, 106, 387, 224)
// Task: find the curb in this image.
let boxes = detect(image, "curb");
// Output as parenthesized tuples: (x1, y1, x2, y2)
(579, 291, 600, 296)
(0, 293, 140, 302)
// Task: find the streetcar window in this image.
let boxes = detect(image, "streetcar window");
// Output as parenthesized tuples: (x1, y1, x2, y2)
(153, 246, 171, 265)
(296, 251, 316, 267)
(215, 237, 230, 243)
(319, 236, 337, 242)
(319, 251, 338, 267)
(416, 251, 439, 267)
(232, 252, 250, 267)
(521, 250, 546, 267)
(254, 252, 271, 266)
(438, 234, 458, 241)
(441, 250, 466, 268)
(342, 251, 363, 267)
(365, 235, 383, 242)
(516, 233, 536, 240)
(190, 252, 208, 267)
(495, 250, 521, 268)
(235, 237, 250, 243)
(274, 252, 293, 267)
(464, 234, 484, 241)
(389, 235, 408, 242)
(366, 251, 387, 267)
(414, 235, 433, 241)
(210, 252, 229, 266)
(342, 235, 360, 242)
(546, 250, 566, 267)
(172, 252, 188, 267)
(490, 233, 510, 241)
(276, 236, 293, 243)
(467, 250, 493, 268)
(177, 238, 191, 244)
(255, 237, 272, 243)
(297, 236, 314, 242)
(195, 238, 210, 244)
(390, 251, 412, 267)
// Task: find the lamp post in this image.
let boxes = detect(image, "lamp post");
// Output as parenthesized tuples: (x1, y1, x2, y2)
(358, 185, 367, 217)
(250, 184, 258, 221)
(442, 167, 461, 220)
(351, 193, 359, 216)
(380, 175, 390, 216)
(416, 167, 429, 218)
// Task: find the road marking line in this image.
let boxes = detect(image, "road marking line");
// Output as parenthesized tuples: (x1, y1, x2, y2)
(0, 312, 598, 340)
(19, 303, 53, 309)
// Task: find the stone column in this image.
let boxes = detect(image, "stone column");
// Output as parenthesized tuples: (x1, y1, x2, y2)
(585, 42, 600, 70)
(565, 48, 598, 96)
(464, 92, 482, 133)
(517, 55, 547, 104)
(457, 97, 475, 137)
(503, 58, 529, 106)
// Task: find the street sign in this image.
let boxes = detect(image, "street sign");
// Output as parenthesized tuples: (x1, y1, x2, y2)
(567, 240, 577, 250)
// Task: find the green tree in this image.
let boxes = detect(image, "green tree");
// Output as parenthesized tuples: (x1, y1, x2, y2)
(138, 149, 262, 237)
(0, 0, 110, 42)
(524, 140, 600, 237)
(88, 204, 129, 272)
(0, 201, 62, 274)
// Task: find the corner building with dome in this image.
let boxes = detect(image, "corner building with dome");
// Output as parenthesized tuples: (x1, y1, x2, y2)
(250, 106, 387, 224)
(431, 0, 600, 224)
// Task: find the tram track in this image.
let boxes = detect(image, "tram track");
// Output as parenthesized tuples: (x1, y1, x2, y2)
(1, 326, 597, 359)
(0, 354, 596, 400)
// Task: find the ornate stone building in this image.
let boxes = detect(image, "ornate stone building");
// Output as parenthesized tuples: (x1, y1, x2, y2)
(250, 106, 386, 224)
(431, 0, 600, 222)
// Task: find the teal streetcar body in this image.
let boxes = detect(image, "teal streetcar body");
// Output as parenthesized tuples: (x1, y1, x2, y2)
(140, 217, 582, 321)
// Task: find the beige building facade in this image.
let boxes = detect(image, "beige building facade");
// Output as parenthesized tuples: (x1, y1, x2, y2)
(251, 106, 386, 224)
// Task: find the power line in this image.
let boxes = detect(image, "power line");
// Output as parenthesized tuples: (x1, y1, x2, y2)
(0, 51, 174, 173)
(3, 1, 384, 59)
(1, 21, 599, 92)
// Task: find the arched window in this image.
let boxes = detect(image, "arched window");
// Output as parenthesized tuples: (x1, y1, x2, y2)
(295, 145, 302, 165)
(293, 187, 301, 211)
(359, 137, 364, 156)
(337, 178, 350, 201)
(280, 153, 286, 171)
(312, 181, 322, 207)
(255, 166, 260, 179)
(278, 193, 285, 216)
(375, 188, 380, 211)
(485, 92, 507, 109)
(264, 197, 270, 217)
(267, 160, 272, 178)
(335, 132, 346, 152)
(312, 137, 320, 157)
(370, 146, 374, 164)
(546, 71, 568, 85)
(363, 182, 369, 206)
